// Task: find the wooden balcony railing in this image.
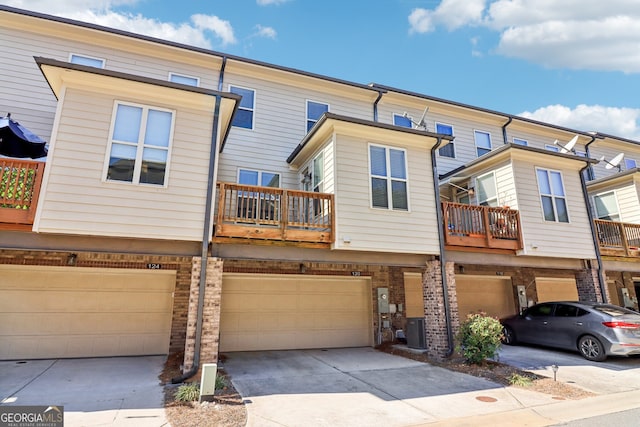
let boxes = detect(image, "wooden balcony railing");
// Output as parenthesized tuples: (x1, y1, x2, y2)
(214, 182, 334, 246)
(594, 219, 640, 257)
(442, 201, 523, 251)
(0, 159, 45, 228)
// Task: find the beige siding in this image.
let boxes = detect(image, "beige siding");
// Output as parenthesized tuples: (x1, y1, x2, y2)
(36, 87, 213, 240)
(217, 72, 372, 191)
(589, 143, 640, 181)
(512, 158, 596, 258)
(617, 184, 640, 223)
(333, 135, 440, 254)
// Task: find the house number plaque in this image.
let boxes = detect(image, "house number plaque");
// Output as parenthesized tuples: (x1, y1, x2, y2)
(147, 263, 162, 269)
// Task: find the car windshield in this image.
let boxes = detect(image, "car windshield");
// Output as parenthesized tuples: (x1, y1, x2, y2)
(593, 305, 638, 317)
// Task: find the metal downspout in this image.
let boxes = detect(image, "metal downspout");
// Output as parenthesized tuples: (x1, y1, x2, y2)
(372, 90, 384, 122)
(584, 135, 597, 181)
(502, 117, 512, 144)
(431, 137, 454, 356)
(217, 56, 227, 92)
(579, 162, 608, 303)
(172, 94, 223, 383)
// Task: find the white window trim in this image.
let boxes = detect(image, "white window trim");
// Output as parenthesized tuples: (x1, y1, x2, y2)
(102, 101, 175, 187)
(593, 190, 621, 221)
(236, 168, 281, 187)
(168, 72, 200, 87)
(535, 167, 570, 223)
(436, 122, 455, 158)
(306, 99, 329, 132)
(513, 137, 528, 146)
(474, 130, 492, 157)
(475, 171, 500, 207)
(229, 84, 256, 130)
(69, 53, 105, 68)
(368, 143, 410, 212)
(312, 152, 324, 193)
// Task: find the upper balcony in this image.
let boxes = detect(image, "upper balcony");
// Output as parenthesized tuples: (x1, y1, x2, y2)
(594, 219, 640, 258)
(214, 182, 335, 247)
(0, 159, 45, 230)
(442, 201, 523, 252)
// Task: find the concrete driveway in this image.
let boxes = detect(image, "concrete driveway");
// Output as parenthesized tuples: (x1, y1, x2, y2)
(498, 345, 640, 395)
(221, 347, 562, 427)
(0, 356, 168, 427)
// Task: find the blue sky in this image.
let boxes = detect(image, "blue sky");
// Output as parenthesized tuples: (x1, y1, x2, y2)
(6, 0, 640, 139)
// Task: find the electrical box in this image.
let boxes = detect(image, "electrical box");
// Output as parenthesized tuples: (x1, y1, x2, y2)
(389, 303, 397, 314)
(199, 363, 218, 401)
(377, 288, 389, 313)
(517, 285, 527, 312)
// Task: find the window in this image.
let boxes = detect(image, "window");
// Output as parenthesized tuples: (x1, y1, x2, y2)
(369, 145, 408, 210)
(513, 138, 528, 146)
(313, 153, 324, 193)
(527, 303, 554, 317)
(476, 172, 498, 207)
(307, 101, 329, 132)
(69, 53, 105, 68)
(436, 123, 454, 158)
(594, 191, 620, 221)
(536, 168, 569, 222)
(625, 158, 637, 170)
(575, 150, 587, 157)
(237, 169, 280, 220)
(474, 130, 492, 157)
(393, 113, 412, 128)
(238, 169, 280, 187)
(106, 103, 173, 186)
(230, 86, 255, 129)
(169, 73, 199, 86)
(545, 144, 560, 152)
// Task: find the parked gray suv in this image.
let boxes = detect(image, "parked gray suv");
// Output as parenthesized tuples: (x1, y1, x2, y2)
(501, 301, 640, 361)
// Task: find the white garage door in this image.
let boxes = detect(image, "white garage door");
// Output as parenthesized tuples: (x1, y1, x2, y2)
(536, 277, 578, 302)
(220, 274, 372, 352)
(0, 265, 175, 360)
(456, 275, 516, 320)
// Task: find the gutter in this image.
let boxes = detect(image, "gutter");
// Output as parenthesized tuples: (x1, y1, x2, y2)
(372, 89, 386, 122)
(502, 117, 512, 144)
(431, 137, 455, 357)
(579, 161, 608, 304)
(584, 134, 597, 181)
(172, 94, 223, 383)
(217, 56, 227, 92)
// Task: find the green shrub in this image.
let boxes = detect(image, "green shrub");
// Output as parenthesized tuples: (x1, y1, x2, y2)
(215, 375, 228, 390)
(456, 312, 503, 364)
(174, 382, 200, 402)
(508, 373, 533, 387)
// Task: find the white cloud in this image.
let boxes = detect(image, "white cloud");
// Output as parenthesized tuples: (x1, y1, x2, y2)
(409, 0, 486, 33)
(519, 104, 640, 140)
(408, 0, 640, 73)
(4, 0, 236, 48)
(254, 25, 277, 39)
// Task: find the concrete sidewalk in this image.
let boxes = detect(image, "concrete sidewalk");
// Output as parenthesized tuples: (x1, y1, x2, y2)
(222, 347, 640, 427)
(0, 356, 168, 427)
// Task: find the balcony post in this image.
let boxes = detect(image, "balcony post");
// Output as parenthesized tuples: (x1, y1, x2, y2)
(281, 189, 289, 240)
(620, 222, 630, 257)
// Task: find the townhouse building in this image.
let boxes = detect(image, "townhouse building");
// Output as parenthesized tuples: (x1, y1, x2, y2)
(1, 5, 638, 373)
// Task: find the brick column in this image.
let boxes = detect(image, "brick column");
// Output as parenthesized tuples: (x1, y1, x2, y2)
(423, 260, 458, 360)
(183, 256, 223, 373)
(575, 268, 606, 303)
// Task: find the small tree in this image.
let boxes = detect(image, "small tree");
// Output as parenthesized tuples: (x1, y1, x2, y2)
(456, 312, 503, 364)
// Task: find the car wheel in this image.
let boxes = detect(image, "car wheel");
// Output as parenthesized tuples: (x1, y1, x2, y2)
(578, 335, 606, 362)
(502, 326, 517, 345)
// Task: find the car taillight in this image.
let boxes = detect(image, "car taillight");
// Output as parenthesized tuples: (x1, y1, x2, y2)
(602, 321, 640, 329)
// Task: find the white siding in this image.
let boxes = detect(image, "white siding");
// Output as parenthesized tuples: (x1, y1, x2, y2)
(512, 158, 596, 258)
(333, 135, 440, 254)
(36, 87, 214, 240)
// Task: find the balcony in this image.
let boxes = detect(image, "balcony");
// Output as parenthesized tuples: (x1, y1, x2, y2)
(442, 201, 523, 252)
(594, 219, 640, 258)
(0, 159, 45, 230)
(214, 182, 334, 247)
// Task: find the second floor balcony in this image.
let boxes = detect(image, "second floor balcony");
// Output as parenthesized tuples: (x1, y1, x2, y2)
(0, 158, 45, 230)
(594, 219, 640, 258)
(214, 182, 334, 247)
(442, 201, 523, 252)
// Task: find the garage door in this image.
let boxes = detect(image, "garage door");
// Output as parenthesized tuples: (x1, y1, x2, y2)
(456, 275, 516, 320)
(220, 274, 372, 352)
(404, 273, 424, 317)
(536, 277, 578, 302)
(0, 265, 175, 360)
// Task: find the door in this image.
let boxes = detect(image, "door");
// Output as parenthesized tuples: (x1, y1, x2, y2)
(456, 275, 516, 320)
(536, 277, 578, 302)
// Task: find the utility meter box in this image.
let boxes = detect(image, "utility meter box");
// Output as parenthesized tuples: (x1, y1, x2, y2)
(377, 288, 389, 313)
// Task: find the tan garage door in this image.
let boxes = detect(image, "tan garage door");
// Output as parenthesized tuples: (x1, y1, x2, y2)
(220, 274, 372, 352)
(0, 265, 175, 360)
(404, 273, 424, 318)
(456, 275, 516, 320)
(536, 277, 578, 302)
